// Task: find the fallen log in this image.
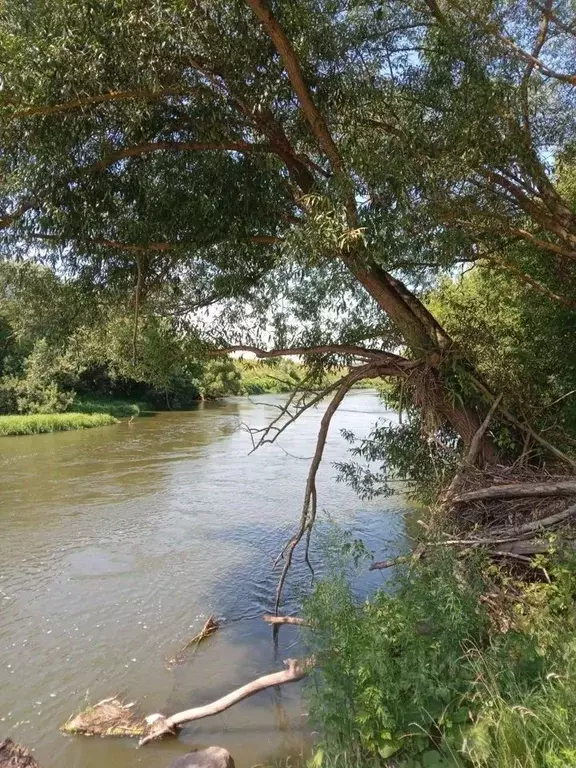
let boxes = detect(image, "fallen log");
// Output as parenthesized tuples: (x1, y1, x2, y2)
(262, 615, 310, 626)
(506, 502, 576, 536)
(452, 479, 576, 504)
(139, 657, 314, 746)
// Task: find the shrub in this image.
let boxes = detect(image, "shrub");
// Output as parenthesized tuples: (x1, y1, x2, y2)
(304, 551, 576, 768)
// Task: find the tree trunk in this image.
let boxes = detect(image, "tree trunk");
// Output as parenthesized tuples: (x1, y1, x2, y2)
(345, 256, 498, 460)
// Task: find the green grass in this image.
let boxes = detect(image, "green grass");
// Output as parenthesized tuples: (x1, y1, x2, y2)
(72, 394, 145, 417)
(0, 412, 118, 436)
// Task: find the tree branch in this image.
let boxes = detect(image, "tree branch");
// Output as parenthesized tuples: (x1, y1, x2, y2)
(441, 0, 576, 85)
(23, 233, 281, 251)
(262, 615, 310, 626)
(12, 88, 185, 119)
(214, 344, 409, 363)
(274, 364, 378, 612)
(91, 140, 271, 172)
(246, 0, 343, 176)
(139, 658, 314, 746)
(453, 479, 576, 503)
(482, 257, 576, 310)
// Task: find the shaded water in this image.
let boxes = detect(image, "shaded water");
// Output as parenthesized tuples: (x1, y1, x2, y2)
(0, 392, 408, 768)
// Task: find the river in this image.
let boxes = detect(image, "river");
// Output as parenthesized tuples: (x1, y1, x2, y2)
(0, 391, 408, 768)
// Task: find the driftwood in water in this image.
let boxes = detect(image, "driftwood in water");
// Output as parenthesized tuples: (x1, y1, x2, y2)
(167, 615, 219, 669)
(62, 658, 314, 745)
(262, 614, 310, 626)
(139, 657, 314, 746)
(0, 739, 41, 768)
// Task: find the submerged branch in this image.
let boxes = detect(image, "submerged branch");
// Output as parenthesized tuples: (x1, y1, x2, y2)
(262, 614, 310, 626)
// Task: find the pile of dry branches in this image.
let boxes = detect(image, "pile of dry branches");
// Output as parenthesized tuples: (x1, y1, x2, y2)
(369, 462, 576, 575)
(440, 466, 576, 563)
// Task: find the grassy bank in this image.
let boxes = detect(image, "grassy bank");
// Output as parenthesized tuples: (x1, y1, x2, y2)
(304, 549, 576, 768)
(0, 412, 118, 436)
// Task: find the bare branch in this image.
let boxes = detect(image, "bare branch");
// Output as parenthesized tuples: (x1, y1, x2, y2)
(274, 364, 377, 612)
(262, 615, 310, 626)
(138, 658, 315, 746)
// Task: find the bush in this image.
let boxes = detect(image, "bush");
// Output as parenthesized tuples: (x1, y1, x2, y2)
(0, 338, 76, 414)
(304, 551, 576, 768)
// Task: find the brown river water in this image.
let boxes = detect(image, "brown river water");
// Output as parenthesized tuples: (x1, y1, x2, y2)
(0, 391, 408, 768)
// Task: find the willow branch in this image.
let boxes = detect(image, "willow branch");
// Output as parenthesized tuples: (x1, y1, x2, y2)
(523, 0, 553, 86)
(508, 227, 576, 261)
(13, 88, 185, 119)
(528, 0, 576, 35)
(91, 140, 270, 172)
(246, 0, 343, 175)
(482, 257, 576, 310)
(23, 233, 281, 251)
(442, 0, 576, 85)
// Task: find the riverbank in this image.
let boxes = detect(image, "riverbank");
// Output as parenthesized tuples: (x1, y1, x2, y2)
(302, 465, 576, 768)
(72, 394, 147, 418)
(304, 545, 576, 768)
(0, 412, 118, 436)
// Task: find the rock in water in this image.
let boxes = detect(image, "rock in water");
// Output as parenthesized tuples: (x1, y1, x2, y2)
(0, 739, 41, 768)
(169, 746, 235, 768)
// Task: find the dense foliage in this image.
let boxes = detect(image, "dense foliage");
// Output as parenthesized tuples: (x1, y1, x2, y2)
(2, 0, 576, 452)
(0, 260, 245, 412)
(305, 551, 576, 768)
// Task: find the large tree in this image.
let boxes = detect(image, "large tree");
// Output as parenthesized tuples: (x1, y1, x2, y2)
(1, 0, 575, 455)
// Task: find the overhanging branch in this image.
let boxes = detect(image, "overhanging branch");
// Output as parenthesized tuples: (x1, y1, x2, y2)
(214, 344, 409, 363)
